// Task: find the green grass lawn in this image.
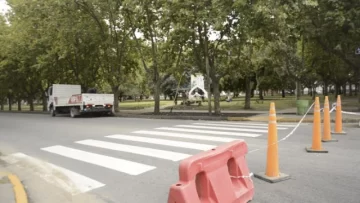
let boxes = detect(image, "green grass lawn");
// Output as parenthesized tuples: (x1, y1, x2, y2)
(0, 101, 174, 111)
(118, 100, 174, 110)
(1, 94, 358, 112)
(1, 105, 44, 111)
(164, 95, 359, 111)
(165, 96, 299, 111)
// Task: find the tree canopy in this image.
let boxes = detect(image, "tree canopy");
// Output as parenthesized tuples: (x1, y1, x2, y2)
(0, 0, 359, 113)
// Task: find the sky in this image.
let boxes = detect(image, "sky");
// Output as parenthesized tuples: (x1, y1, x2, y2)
(0, 0, 9, 14)
(0, 0, 10, 14)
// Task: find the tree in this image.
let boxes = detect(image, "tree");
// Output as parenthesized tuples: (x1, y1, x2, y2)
(124, 0, 186, 114)
(74, 0, 140, 112)
(0, 14, 9, 110)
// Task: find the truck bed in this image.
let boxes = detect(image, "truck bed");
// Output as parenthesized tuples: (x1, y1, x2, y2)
(81, 94, 114, 106)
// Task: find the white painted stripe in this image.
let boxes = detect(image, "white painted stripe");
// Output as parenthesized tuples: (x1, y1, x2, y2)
(0, 153, 104, 195)
(175, 125, 268, 133)
(133, 130, 238, 142)
(76, 139, 191, 161)
(156, 127, 261, 137)
(41, 146, 155, 176)
(207, 122, 297, 127)
(106, 135, 216, 151)
(192, 123, 288, 130)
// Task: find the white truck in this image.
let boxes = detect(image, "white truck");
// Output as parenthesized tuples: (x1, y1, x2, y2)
(46, 84, 115, 118)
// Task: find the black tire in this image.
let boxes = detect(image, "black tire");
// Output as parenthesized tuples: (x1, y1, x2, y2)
(70, 107, 79, 118)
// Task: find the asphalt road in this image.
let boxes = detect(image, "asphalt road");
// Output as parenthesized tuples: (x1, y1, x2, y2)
(0, 112, 359, 203)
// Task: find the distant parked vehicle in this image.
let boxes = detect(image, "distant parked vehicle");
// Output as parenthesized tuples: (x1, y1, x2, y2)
(46, 84, 115, 118)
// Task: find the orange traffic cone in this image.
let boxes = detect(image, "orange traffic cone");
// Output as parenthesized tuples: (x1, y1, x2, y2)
(322, 96, 338, 142)
(331, 95, 347, 135)
(254, 102, 290, 183)
(306, 97, 328, 153)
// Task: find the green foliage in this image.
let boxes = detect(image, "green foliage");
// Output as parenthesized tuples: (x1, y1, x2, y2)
(0, 0, 359, 112)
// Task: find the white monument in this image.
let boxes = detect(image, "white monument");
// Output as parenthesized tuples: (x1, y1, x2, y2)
(189, 73, 208, 101)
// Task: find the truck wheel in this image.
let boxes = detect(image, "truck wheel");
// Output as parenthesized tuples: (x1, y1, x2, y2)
(50, 107, 56, 117)
(70, 107, 79, 118)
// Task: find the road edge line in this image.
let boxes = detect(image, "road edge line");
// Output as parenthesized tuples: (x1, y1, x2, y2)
(7, 174, 28, 203)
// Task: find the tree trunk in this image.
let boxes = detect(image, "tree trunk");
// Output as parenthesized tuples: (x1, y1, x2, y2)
(234, 92, 239, 98)
(28, 97, 34, 111)
(298, 34, 304, 100)
(312, 86, 316, 100)
(42, 93, 47, 111)
(0, 98, 4, 110)
(349, 83, 353, 96)
(244, 76, 251, 109)
(212, 78, 221, 115)
(342, 84, 347, 96)
(251, 79, 257, 98)
(358, 83, 360, 111)
(296, 81, 301, 99)
(259, 89, 264, 100)
(251, 88, 255, 98)
(17, 99, 22, 111)
(335, 84, 340, 99)
(271, 89, 274, 96)
(112, 85, 120, 113)
(8, 96, 12, 111)
(204, 22, 212, 116)
(119, 92, 124, 102)
(154, 79, 161, 114)
(324, 82, 328, 96)
(280, 90, 285, 98)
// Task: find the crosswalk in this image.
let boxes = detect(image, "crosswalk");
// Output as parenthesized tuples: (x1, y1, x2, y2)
(1, 121, 297, 195)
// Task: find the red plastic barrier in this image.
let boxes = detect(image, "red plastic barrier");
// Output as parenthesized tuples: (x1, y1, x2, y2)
(167, 140, 254, 203)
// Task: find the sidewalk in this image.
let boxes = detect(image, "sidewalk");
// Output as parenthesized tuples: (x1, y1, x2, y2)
(118, 104, 359, 122)
(1, 104, 359, 123)
(0, 165, 28, 203)
(0, 170, 15, 203)
(119, 105, 271, 115)
(230, 108, 360, 123)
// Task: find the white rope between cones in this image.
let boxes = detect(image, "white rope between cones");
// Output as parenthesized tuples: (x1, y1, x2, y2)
(240, 100, 359, 180)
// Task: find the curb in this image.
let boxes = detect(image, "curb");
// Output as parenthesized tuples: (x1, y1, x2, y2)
(1, 110, 359, 123)
(0, 111, 47, 115)
(7, 174, 28, 203)
(228, 117, 360, 123)
(117, 113, 228, 121)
